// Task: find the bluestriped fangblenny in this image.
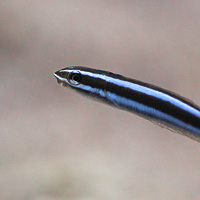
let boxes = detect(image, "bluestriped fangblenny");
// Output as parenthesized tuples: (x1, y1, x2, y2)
(54, 66, 200, 142)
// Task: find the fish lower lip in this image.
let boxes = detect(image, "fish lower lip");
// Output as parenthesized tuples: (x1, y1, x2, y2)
(54, 73, 62, 84)
(57, 79, 62, 84)
(54, 74, 68, 87)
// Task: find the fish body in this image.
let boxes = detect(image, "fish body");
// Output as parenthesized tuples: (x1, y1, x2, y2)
(54, 66, 200, 142)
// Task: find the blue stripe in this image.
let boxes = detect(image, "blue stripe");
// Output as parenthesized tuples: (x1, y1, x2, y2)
(106, 91, 200, 136)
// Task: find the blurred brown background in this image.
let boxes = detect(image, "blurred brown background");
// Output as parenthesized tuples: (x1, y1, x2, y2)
(1, 1, 200, 199)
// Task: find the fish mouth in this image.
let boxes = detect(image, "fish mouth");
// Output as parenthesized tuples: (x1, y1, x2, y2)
(54, 71, 68, 87)
(54, 72, 62, 84)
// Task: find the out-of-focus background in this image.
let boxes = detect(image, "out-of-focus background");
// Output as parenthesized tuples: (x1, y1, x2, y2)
(1, 1, 200, 199)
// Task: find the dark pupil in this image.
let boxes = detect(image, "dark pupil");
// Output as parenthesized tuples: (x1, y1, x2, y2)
(72, 74, 80, 82)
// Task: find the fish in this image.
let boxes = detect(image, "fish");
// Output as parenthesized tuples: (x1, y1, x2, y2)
(54, 66, 200, 142)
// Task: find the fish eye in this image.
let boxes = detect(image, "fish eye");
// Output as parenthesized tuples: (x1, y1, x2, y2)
(68, 71, 82, 85)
